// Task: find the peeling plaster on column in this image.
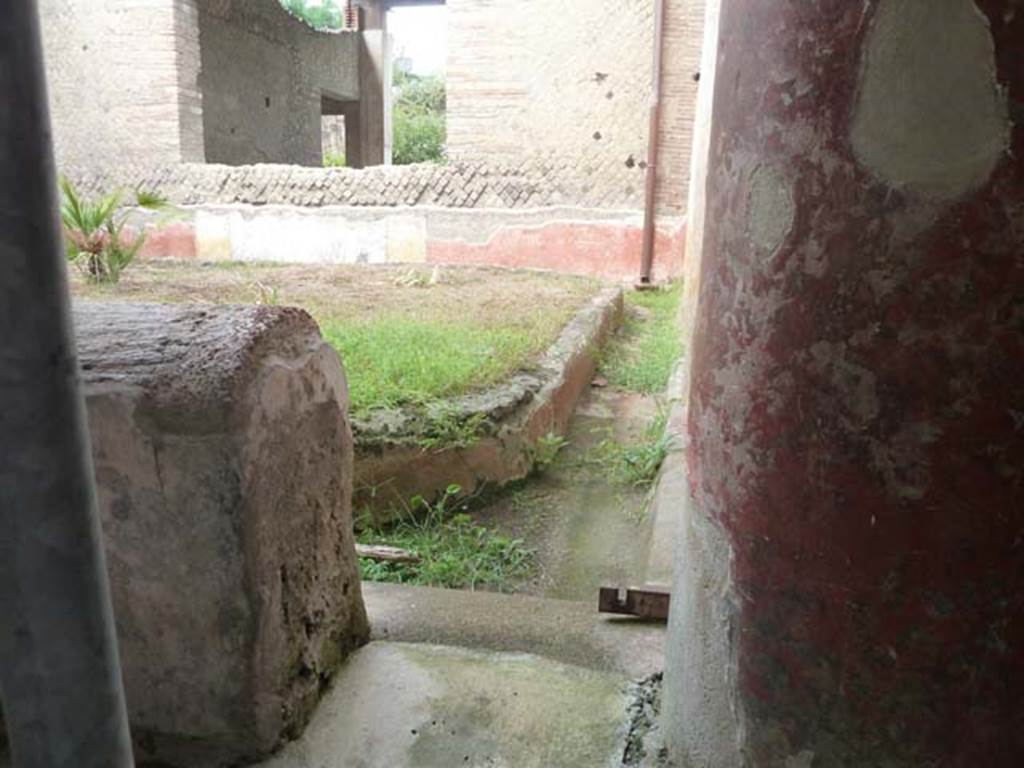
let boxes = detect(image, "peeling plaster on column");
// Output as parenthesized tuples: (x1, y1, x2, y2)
(782, 750, 816, 768)
(802, 237, 826, 278)
(867, 420, 944, 502)
(807, 341, 880, 426)
(851, 0, 1010, 201)
(746, 165, 794, 255)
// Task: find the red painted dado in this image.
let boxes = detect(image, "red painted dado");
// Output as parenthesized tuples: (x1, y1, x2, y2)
(428, 220, 686, 281)
(135, 214, 685, 281)
(685, 0, 1023, 765)
(139, 221, 197, 260)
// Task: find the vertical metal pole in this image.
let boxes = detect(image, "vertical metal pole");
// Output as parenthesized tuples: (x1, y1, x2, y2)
(0, 2, 135, 766)
(639, 0, 666, 286)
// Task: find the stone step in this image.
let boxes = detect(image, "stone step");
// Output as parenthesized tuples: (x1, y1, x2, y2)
(362, 582, 665, 681)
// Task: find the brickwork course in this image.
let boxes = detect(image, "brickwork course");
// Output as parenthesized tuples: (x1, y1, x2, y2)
(65, 158, 655, 210)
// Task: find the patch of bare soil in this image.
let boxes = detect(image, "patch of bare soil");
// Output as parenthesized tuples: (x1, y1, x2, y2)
(71, 262, 601, 336)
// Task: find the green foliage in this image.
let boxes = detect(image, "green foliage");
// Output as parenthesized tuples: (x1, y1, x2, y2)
(358, 485, 533, 590)
(280, 0, 344, 30)
(395, 70, 446, 113)
(532, 432, 570, 471)
(392, 70, 447, 165)
(320, 317, 537, 413)
(599, 283, 683, 393)
(59, 177, 165, 284)
(323, 151, 347, 167)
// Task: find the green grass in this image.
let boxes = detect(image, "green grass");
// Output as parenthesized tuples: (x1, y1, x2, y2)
(599, 283, 682, 393)
(321, 318, 538, 413)
(357, 487, 533, 591)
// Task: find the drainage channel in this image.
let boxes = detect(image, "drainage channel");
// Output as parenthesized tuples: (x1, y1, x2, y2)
(474, 385, 663, 602)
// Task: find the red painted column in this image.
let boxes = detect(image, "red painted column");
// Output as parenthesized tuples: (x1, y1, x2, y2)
(669, 1, 1024, 765)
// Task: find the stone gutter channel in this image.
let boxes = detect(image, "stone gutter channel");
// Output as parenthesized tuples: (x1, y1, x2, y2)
(351, 286, 625, 523)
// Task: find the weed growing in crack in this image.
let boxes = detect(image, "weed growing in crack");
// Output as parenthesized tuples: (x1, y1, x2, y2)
(416, 409, 489, 450)
(576, 412, 670, 490)
(531, 431, 570, 471)
(357, 485, 533, 591)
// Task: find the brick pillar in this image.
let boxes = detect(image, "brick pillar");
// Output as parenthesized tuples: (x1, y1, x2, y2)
(664, 1, 1024, 766)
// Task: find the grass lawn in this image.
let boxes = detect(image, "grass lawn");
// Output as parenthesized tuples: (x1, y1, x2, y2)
(72, 262, 601, 416)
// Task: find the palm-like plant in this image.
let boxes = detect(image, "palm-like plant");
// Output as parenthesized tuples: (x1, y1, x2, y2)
(59, 177, 166, 283)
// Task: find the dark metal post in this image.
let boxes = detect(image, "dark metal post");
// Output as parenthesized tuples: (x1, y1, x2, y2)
(638, 0, 666, 287)
(0, 2, 134, 766)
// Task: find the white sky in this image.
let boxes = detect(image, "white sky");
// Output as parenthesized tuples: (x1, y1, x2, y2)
(388, 6, 449, 76)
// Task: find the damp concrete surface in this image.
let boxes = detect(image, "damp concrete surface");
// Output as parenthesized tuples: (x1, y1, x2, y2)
(258, 641, 632, 768)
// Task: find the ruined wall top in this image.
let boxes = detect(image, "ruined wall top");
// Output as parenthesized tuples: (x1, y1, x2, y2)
(64, 158, 652, 211)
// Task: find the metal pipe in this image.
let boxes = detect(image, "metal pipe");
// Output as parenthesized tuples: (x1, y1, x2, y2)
(0, 2, 135, 766)
(639, 0, 666, 286)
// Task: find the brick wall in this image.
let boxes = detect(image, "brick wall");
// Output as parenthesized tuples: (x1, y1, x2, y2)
(445, 0, 705, 216)
(40, 0, 362, 170)
(656, 0, 706, 214)
(39, 0, 199, 169)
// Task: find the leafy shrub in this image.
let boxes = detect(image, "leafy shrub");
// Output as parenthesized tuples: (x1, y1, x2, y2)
(59, 178, 166, 284)
(392, 71, 447, 165)
(281, 0, 344, 30)
(324, 151, 347, 167)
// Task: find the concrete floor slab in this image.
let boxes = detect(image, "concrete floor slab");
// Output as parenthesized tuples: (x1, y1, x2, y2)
(257, 641, 632, 768)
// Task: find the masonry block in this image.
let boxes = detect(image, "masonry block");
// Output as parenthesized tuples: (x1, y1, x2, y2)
(74, 301, 369, 767)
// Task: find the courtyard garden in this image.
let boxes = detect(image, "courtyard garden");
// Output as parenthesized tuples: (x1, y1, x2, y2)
(71, 260, 681, 596)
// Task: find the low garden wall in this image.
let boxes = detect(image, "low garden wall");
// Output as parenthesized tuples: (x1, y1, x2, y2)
(74, 301, 369, 767)
(353, 287, 625, 522)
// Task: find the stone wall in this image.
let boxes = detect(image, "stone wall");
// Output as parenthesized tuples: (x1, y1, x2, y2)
(196, 0, 361, 166)
(39, 0, 204, 169)
(75, 301, 369, 767)
(68, 159, 644, 209)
